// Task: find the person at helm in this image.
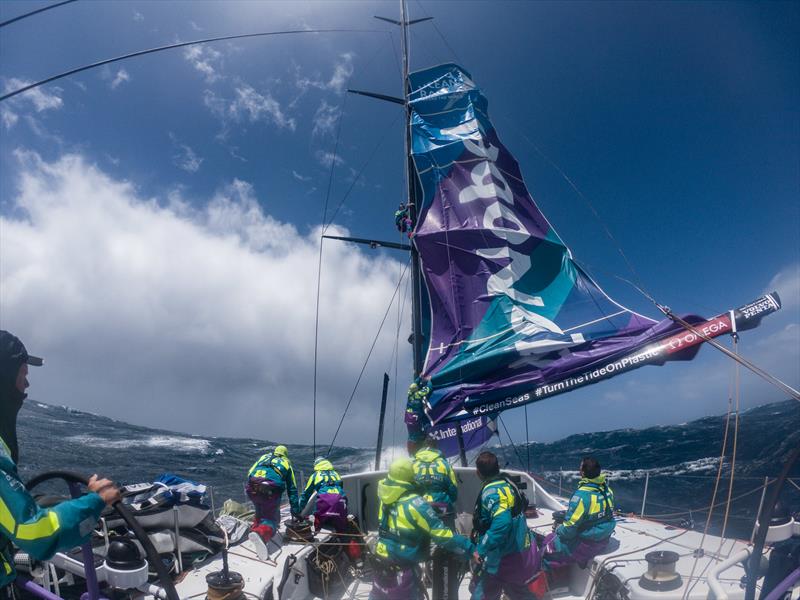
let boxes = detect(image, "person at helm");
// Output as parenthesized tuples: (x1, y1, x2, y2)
(370, 457, 472, 600)
(299, 456, 348, 532)
(246, 444, 300, 560)
(0, 330, 121, 589)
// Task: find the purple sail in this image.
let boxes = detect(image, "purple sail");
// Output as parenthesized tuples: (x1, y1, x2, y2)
(408, 64, 781, 425)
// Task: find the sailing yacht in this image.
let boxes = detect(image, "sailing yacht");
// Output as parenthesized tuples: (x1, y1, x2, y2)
(3, 1, 798, 600)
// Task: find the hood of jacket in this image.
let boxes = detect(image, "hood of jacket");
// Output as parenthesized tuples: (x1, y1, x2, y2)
(314, 458, 334, 471)
(377, 476, 416, 506)
(579, 474, 607, 488)
(414, 448, 443, 463)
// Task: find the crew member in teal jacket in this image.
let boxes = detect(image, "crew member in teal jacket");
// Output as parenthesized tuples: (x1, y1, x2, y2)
(246, 445, 300, 559)
(370, 457, 472, 600)
(299, 457, 348, 532)
(0, 330, 120, 588)
(471, 451, 537, 600)
(545, 456, 615, 569)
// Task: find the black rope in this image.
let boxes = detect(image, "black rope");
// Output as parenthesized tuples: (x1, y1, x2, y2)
(327, 261, 410, 455)
(498, 415, 527, 470)
(0, 0, 78, 28)
(0, 28, 384, 102)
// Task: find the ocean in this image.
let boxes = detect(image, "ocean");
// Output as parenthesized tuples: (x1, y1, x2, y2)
(16, 398, 799, 540)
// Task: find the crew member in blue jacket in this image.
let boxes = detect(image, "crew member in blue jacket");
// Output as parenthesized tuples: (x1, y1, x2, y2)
(471, 451, 537, 600)
(246, 445, 300, 559)
(544, 456, 615, 569)
(0, 330, 120, 589)
(299, 457, 348, 532)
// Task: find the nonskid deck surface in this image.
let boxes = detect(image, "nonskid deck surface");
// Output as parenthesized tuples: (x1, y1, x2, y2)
(171, 506, 756, 600)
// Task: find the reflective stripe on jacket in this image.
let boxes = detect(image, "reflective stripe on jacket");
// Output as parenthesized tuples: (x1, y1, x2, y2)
(475, 478, 532, 574)
(299, 459, 346, 511)
(556, 474, 615, 545)
(412, 448, 457, 511)
(375, 476, 471, 566)
(0, 440, 105, 587)
(248, 453, 300, 514)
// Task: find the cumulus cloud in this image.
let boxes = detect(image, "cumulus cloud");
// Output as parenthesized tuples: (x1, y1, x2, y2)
(204, 85, 296, 131)
(3, 79, 63, 113)
(183, 45, 223, 83)
(0, 151, 410, 443)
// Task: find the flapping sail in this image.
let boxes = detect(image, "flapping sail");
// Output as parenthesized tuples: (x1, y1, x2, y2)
(408, 64, 781, 425)
(429, 415, 497, 459)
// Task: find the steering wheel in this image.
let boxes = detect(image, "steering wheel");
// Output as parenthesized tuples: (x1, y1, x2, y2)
(25, 471, 180, 600)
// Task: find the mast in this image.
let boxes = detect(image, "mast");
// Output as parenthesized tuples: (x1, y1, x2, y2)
(399, 0, 425, 378)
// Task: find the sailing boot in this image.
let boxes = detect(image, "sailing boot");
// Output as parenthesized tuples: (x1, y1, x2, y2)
(248, 524, 274, 561)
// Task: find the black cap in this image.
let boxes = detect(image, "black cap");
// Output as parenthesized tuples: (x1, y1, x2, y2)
(0, 330, 44, 368)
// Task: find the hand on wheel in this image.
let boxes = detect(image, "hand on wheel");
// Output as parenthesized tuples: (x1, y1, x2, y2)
(88, 474, 121, 506)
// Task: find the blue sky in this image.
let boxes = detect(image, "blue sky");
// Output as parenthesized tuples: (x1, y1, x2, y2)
(0, 1, 797, 450)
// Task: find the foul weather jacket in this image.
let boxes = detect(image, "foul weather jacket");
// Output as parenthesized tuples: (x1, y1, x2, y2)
(375, 476, 471, 567)
(0, 439, 105, 587)
(474, 477, 532, 574)
(555, 474, 615, 550)
(412, 448, 457, 512)
(248, 453, 300, 515)
(299, 459, 346, 511)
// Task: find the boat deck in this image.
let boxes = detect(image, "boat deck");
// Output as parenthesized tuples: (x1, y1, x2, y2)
(169, 469, 763, 600)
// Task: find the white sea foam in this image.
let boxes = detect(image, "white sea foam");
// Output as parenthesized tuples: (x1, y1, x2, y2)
(543, 457, 722, 482)
(68, 434, 212, 453)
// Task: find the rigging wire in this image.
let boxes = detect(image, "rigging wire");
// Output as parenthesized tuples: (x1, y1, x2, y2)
(498, 415, 527, 470)
(326, 261, 411, 455)
(0, 0, 78, 28)
(615, 274, 800, 402)
(322, 109, 404, 233)
(680, 339, 737, 600)
(311, 92, 348, 458)
(0, 28, 385, 103)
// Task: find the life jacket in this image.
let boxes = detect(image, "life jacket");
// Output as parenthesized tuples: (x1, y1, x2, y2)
(473, 473, 528, 536)
(412, 448, 456, 508)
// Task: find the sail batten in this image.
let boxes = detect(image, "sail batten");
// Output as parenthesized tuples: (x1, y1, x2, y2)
(407, 64, 781, 427)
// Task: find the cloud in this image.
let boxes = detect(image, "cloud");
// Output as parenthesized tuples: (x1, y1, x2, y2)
(133, 10, 144, 22)
(204, 86, 296, 131)
(312, 100, 340, 138)
(169, 133, 203, 173)
(183, 45, 223, 84)
(765, 263, 800, 310)
(315, 151, 344, 168)
(1, 108, 18, 129)
(0, 151, 410, 443)
(110, 69, 131, 90)
(189, 20, 203, 32)
(293, 53, 355, 96)
(3, 78, 63, 112)
(292, 170, 312, 182)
